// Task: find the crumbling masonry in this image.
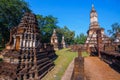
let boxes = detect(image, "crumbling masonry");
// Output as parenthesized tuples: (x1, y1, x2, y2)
(0, 13, 56, 80)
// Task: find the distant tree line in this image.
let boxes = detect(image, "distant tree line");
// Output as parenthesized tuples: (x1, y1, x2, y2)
(36, 15, 74, 44)
(0, 0, 77, 47)
(107, 23, 120, 40)
(74, 33, 87, 44)
(1, 0, 119, 47)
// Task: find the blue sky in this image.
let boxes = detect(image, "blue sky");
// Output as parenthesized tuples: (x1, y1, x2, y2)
(25, 0, 120, 36)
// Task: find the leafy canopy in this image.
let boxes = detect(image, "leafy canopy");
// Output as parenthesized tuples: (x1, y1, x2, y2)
(107, 23, 120, 40)
(0, 0, 31, 46)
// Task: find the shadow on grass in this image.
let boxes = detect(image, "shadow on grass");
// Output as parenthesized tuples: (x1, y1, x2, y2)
(52, 53, 58, 61)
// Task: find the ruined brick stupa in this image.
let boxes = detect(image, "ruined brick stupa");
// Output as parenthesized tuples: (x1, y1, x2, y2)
(61, 36, 66, 48)
(85, 4, 111, 47)
(0, 13, 55, 80)
(51, 29, 59, 50)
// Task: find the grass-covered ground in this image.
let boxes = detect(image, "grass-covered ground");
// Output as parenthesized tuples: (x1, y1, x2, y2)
(42, 48, 77, 80)
(82, 51, 90, 57)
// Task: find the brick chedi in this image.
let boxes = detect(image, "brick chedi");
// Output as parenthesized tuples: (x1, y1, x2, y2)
(85, 4, 111, 47)
(0, 13, 55, 80)
(51, 29, 59, 50)
(61, 36, 66, 48)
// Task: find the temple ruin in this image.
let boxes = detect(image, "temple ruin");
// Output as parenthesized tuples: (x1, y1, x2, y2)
(51, 29, 59, 50)
(85, 4, 111, 47)
(61, 36, 66, 48)
(0, 12, 56, 80)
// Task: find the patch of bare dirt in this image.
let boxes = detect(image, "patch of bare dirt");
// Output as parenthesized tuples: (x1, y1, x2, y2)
(84, 57, 120, 80)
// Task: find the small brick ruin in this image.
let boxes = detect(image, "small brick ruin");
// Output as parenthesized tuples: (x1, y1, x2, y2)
(0, 13, 56, 80)
(51, 29, 66, 50)
(61, 36, 66, 48)
(51, 29, 59, 50)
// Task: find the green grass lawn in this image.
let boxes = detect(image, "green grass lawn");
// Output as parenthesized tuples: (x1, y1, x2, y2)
(42, 48, 77, 80)
(82, 51, 90, 57)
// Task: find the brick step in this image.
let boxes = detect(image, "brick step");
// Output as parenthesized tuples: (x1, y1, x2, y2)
(39, 66, 54, 79)
(36, 52, 48, 56)
(37, 60, 52, 69)
(38, 62, 53, 72)
(36, 58, 49, 63)
(38, 62, 54, 76)
(36, 54, 48, 59)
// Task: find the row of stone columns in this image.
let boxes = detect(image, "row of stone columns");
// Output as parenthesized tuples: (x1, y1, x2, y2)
(22, 33, 36, 48)
(12, 33, 38, 50)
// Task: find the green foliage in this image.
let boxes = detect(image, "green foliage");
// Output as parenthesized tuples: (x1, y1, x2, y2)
(37, 15, 59, 43)
(57, 26, 75, 45)
(37, 15, 75, 44)
(74, 33, 87, 44)
(107, 23, 120, 40)
(0, 0, 31, 46)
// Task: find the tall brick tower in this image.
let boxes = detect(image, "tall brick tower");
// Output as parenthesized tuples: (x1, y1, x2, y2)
(85, 4, 104, 47)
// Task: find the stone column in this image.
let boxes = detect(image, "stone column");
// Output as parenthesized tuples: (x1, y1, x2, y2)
(19, 35, 22, 49)
(32, 34, 34, 48)
(23, 39, 25, 47)
(24, 33, 27, 49)
(30, 33, 33, 48)
(28, 34, 30, 48)
(13, 35, 16, 49)
(33, 34, 36, 48)
(26, 34, 29, 48)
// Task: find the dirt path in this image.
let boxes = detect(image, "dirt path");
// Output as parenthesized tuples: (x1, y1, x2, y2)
(84, 57, 120, 80)
(61, 59, 74, 80)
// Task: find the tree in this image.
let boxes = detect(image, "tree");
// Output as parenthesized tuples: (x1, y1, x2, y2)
(74, 33, 87, 44)
(57, 26, 75, 45)
(37, 15, 75, 44)
(107, 23, 120, 40)
(0, 0, 31, 47)
(37, 15, 59, 43)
